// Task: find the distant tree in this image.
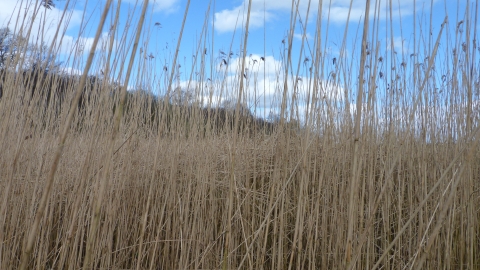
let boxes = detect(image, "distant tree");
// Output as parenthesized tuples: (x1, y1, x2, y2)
(170, 86, 194, 105)
(0, 27, 62, 72)
(267, 110, 281, 123)
(0, 27, 26, 68)
(27, 42, 63, 73)
(221, 98, 252, 117)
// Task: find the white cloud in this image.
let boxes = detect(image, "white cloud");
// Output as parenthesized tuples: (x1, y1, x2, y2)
(294, 32, 312, 41)
(327, 5, 366, 24)
(0, 1, 83, 53)
(152, 0, 179, 13)
(323, 0, 441, 24)
(0, 1, 124, 77)
(214, 6, 273, 34)
(174, 53, 344, 121)
(222, 54, 282, 77)
(386, 36, 411, 55)
(214, 0, 442, 33)
(60, 32, 118, 56)
(123, 0, 180, 13)
(0, 1, 18, 27)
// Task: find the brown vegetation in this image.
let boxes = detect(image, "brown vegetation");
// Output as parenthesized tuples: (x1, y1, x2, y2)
(0, 0, 479, 269)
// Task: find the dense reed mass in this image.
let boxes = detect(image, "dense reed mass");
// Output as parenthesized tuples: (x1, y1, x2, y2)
(0, 0, 479, 269)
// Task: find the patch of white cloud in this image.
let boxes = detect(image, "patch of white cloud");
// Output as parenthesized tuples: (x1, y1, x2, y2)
(294, 32, 313, 42)
(220, 54, 282, 78)
(214, 6, 272, 34)
(123, 0, 180, 13)
(386, 36, 411, 55)
(323, 0, 441, 24)
(0, 0, 94, 66)
(0, 1, 83, 45)
(214, 0, 441, 33)
(0, 1, 125, 76)
(213, 0, 303, 33)
(173, 53, 344, 121)
(326, 4, 366, 24)
(60, 32, 118, 56)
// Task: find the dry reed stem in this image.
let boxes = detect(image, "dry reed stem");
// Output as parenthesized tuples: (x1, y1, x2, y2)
(18, 1, 113, 268)
(0, 1, 478, 269)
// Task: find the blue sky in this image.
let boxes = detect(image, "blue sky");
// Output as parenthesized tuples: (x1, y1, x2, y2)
(0, 0, 476, 120)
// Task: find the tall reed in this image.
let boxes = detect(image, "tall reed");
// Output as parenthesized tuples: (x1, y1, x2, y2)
(0, 0, 479, 269)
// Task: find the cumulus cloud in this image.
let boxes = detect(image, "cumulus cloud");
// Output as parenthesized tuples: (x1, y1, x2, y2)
(60, 32, 119, 56)
(221, 54, 282, 78)
(294, 32, 313, 41)
(0, 1, 84, 55)
(320, 0, 441, 24)
(214, 0, 441, 33)
(0, 2, 82, 38)
(214, 6, 273, 34)
(386, 36, 411, 55)
(123, 0, 180, 13)
(174, 53, 344, 121)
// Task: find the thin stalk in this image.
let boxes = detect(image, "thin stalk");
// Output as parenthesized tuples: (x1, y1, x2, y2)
(345, 0, 371, 267)
(83, 0, 148, 267)
(18, 1, 113, 269)
(225, 1, 253, 268)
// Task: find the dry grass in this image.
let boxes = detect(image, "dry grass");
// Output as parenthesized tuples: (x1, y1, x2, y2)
(0, 0, 479, 269)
